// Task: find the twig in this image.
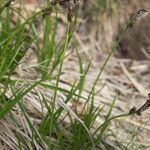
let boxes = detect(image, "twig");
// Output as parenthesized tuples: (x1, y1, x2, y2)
(120, 62, 148, 97)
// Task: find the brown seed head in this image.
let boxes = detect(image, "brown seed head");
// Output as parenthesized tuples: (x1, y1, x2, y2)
(130, 9, 149, 22)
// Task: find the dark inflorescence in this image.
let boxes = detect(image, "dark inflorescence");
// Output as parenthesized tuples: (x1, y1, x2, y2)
(129, 93, 150, 116)
(51, 0, 79, 22)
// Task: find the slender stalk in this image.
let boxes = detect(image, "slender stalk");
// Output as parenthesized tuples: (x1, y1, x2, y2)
(48, 22, 71, 149)
(87, 24, 130, 100)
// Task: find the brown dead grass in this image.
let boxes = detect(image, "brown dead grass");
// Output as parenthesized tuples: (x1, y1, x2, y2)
(0, 0, 150, 149)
